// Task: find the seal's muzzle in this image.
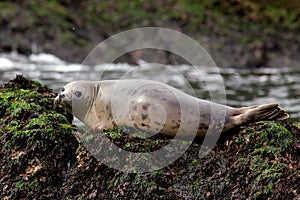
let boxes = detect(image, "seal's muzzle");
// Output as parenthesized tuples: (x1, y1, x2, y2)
(54, 92, 72, 113)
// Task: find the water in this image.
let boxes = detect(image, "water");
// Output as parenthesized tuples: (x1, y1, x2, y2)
(0, 52, 299, 121)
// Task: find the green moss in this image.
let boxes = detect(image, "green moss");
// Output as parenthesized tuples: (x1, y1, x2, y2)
(250, 158, 288, 198)
(293, 122, 300, 129)
(0, 75, 78, 198)
(13, 178, 39, 195)
(0, 84, 73, 148)
(175, 121, 299, 199)
(240, 122, 295, 150)
(107, 127, 123, 139)
(235, 122, 298, 199)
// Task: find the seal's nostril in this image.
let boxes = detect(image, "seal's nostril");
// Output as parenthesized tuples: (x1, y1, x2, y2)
(59, 94, 65, 99)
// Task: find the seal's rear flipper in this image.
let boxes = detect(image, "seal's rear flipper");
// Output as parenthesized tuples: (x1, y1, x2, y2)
(233, 103, 289, 125)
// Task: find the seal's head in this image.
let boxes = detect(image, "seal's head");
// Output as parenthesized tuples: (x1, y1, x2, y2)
(54, 81, 95, 115)
(55, 82, 78, 113)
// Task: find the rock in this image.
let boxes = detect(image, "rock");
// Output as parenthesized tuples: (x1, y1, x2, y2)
(0, 75, 77, 199)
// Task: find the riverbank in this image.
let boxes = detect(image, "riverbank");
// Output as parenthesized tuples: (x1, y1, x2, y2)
(0, 75, 299, 199)
(1, 1, 300, 67)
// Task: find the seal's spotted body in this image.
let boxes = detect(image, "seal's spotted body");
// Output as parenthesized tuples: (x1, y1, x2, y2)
(55, 80, 288, 137)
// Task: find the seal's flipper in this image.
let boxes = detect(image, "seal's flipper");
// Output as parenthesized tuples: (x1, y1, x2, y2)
(232, 103, 289, 125)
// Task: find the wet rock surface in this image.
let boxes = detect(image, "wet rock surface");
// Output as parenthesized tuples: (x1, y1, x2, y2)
(0, 75, 299, 199)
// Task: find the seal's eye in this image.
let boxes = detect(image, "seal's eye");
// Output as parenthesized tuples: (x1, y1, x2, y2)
(61, 88, 65, 92)
(74, 91, 82, 98)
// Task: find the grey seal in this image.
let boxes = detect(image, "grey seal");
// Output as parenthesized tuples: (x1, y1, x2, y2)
(54, 80, 288, 137)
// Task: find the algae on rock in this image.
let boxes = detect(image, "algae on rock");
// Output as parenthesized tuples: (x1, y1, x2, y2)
(0, 75, 78, 199)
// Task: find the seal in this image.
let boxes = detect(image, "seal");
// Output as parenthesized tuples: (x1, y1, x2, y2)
(54, 79, 289, 137)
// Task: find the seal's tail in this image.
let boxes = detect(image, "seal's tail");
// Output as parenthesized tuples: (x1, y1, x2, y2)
(232, 103, 289, 125)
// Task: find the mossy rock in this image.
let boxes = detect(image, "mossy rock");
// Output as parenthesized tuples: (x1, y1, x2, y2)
(58, 121, 299, 199)
(0, 75, 78, 199)
(172, 121, 300, 199)
(0, 75, 299, 199)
